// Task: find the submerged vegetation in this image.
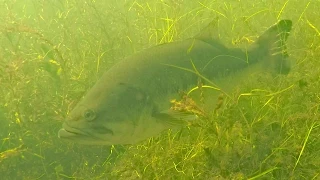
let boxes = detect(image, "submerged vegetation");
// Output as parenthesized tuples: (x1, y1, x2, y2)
(0, 0, 319, 179)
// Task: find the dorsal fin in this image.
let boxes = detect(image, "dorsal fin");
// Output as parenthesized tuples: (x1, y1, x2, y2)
(194, 17, 228, 50)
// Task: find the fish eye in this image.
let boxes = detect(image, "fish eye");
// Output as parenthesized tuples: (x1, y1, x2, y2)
(83, 109, 96, 121)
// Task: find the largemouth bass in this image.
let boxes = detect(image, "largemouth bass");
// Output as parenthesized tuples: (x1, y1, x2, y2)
(58, 19, 292, 145)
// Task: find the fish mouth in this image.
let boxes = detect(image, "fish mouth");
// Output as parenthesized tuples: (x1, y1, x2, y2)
(58, 122, 114, 140)
(58, 122, 87, 138)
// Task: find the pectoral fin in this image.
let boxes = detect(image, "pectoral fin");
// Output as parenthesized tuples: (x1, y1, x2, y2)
(153, 109, 198, 127)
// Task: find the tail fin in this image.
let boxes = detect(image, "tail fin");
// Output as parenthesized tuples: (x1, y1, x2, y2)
(251, 20, 292, 74)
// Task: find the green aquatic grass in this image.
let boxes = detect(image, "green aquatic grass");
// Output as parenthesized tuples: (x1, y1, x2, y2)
(0, 0, 319, 179)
